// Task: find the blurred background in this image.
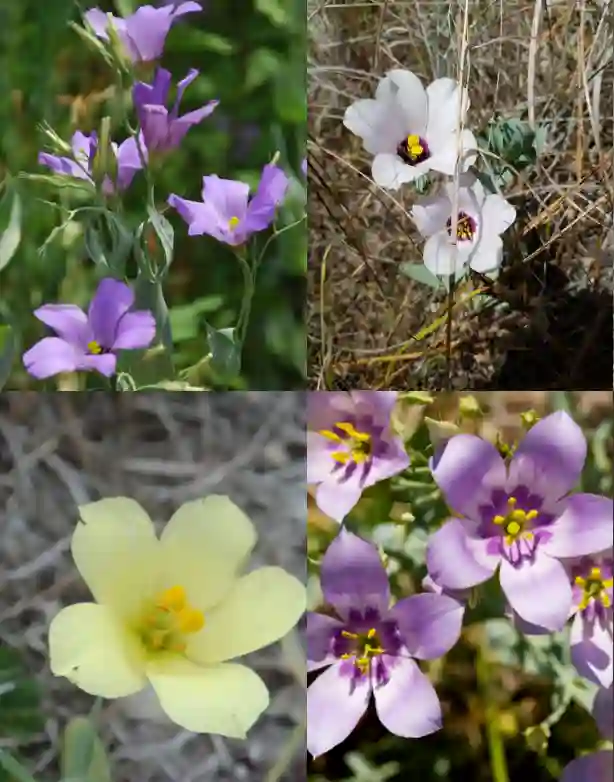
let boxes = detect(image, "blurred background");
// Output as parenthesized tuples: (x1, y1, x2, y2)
(0, 0, 306, 390)
(0, 391, 306, 782)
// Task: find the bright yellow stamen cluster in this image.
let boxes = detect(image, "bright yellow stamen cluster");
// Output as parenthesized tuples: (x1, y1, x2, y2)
(340, 628, 384, 674)
(140, 584, 204, 654)
(318, 421, 372, 465)
(455, 215, 473, 241)
(405, 133, 424, 159)
(493, 496, 539, 546)
(575, 566, 613, 611)
(87, 340, 103, 355)
(228, 215, 240, 229)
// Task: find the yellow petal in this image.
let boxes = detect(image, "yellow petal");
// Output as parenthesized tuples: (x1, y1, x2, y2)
(159, 496, 257, 613)
(146, 657, 269, 736)
(72, 498, 162, 619)
(49, 603, 146, 698)
(186, 566, 306, 664)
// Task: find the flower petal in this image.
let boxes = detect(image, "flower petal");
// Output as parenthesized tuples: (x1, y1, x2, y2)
(423, 232, 471, 277)
(49, 603, 146, 697)
(307, 661, 370, 757)
(426, 518, 498, 590)
(72, 498, 161, 618)
(570, 611, 613, 688)
(343, 99, 405, 155)
(307, 612, 344, 667)
(146, 657, 268, 736)
(372, 153, 420, 189)
(411, 193, 453, 238)
(373, 656, 442, 737)
(23, 337, 84, 379)
(314, 479, 362, 523)
(382, 69, 428, 134)
(470, 233, 503, 274)
(541, 494, 614, 558)
(593, 684, 613, 740)
(500, 552, 572, 631)
(160, 496, 257, 613)
(88, 278, 135, 348)
(246, 163, 289, 231)
(307, 431, 335, 484)
(112, 310, 157, 350)
(186, 566, 305, 664)
(560, 751, 613, 782)
(391, 592, 463, 659)
(481, 193, 516, 236)
(34, 304, 90, 343)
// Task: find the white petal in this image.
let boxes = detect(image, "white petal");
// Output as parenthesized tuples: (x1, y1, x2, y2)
(372, 153, 419, 189)
(426, 78, 470, 134)
(378, 70, 427, 133)
(470, 233, 503, 273)
(411, 192, 452, 238)
(343, 99, 401, 155)
(423, 233, 470, 277)
(459, 129, 479, 171)
(482, 193, 517, 236)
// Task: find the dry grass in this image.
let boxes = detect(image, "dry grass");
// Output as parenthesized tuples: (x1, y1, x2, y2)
(308, 0, 614, 390)
(0, 392, 306, 782)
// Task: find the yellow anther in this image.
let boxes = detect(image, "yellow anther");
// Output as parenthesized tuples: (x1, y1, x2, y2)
(493, 515, 505, 525)
(176, 607, 205, 634)
(367, 628, 377, 639)
(603, 593, 612, 609)
(331, 450, 350, 464)
(228, 216, 240, 229)
(341, 630, 359, 639)
(590, 567, 602, 579)
(157, 585, 187, 611)
(319, 429, 342, 442)
(336, 422, 369, 441)
(87, 340, 102, 355)
(506, 521, 521, 536)
(526, 510, 539, 521)
(507, 497, 517, 507)
(575, 576, 587, 587)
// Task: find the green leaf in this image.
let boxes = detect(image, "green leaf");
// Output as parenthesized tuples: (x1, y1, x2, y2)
(0, 752, 38, 782)
(205, 323, 241, 379)
(0, 324, 15, 391)
(84, 211, 133, 275)
(245, 49, 281, 91)
(145, 205, 174, 273)
(61, 717, 112, 782)
(0, 187, 22, 273)
(398, 262, 442, 289)
(255, 0, 290, 26)
(0, 645, 43, 738)
(169, 296, 224, 343)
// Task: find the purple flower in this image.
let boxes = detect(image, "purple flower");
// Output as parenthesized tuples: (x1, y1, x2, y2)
(561, 684, 613, 782)
(39, 130, 146, 194)
(84, 2, 202, 63)
(307, 391, 410, 523)
(167, 163, 288, 246)
(132, 67, 218, 154)
(307, 530, 462, 757)
(23, 279, 156, 379)
(425, 411, 614, 632)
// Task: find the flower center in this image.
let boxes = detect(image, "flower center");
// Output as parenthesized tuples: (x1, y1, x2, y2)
(340, 628, 384, 675)
(575, 566, 613, 611)
(228, 215, 240, 229)
(396, 133, 430, 165)
(318, 421, 372, 465)
(87, 340, 103, 355)
(446, 211, 477, 242)
(492, 496, 539, 546)
(138, 584, 204, 654)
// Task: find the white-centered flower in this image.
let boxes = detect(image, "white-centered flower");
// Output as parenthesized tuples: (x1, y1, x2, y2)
(48, 496, 306, 736)
(411, 175, 516, 276)
(343, 69, 477, 190)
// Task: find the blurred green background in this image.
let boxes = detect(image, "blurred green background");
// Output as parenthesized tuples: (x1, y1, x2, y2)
(0, 0, 306, 390)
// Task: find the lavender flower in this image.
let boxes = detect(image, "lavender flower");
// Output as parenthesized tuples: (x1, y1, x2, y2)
(426, 411, 614, 631)
(39, 130, 146, 194)
(307, 391, 410, 523)
(307, 530, 462, 757)
(23, 279, 156, 379)
(133, 68, 218, 154)
(167, 163, 288, 246)
(561, 684, 613, 782)
(85, 2, 202, 63)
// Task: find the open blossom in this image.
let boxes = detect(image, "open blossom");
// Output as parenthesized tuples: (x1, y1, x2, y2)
(85, 2, 202, 62)
(426, 411, 614, 632)
(23, 279, 156, 379)
(411, 175, 516, 276)
(343, 69, 477, 190)
(307, 530, 462, 757)
(561, 684, 613, 782)
(49, 496, 305, 735)
(167, 163, 288, 246)
(39, 130, 146, 194)
(308, 391, 409, 523)
(133, 68, 218, 154)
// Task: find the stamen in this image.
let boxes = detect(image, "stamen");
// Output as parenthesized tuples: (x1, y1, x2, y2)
(87, 340, 103, 355)
(157, 585, 187, 611)
(228, 216, 240, 229)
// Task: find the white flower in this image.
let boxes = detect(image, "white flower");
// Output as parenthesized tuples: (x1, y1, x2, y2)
(343, 69, 477, 190)
(411, 175, 516, 276)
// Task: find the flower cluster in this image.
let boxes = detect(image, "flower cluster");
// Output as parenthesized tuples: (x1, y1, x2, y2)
(307, 391, 614, 764)
(343, 70, 516, 278)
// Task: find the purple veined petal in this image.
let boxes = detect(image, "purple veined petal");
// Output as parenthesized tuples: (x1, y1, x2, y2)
(139, 105, 171, 153)
(75, 352, 118, 378)
(307, 661, 370, 757)
(315, 478, 362, 524)
(170, 67, 199, 118)
(88, 279, 135, 348)
(560, 751, 613, 782)
(307, 431, 335, 485)
(167, 194, 229, 241)
(499, 551, 572, 631)
(133, 67, 172, 113)
(202, 176, 250, 223)
(166, 101, 218, 148)
(570, 611, 613, 688)
(320, 529, 390, 618)
(430, 433, 507, 519)
(307, 612, 343, 667)
(426, 518, 499, 591)
(245, 164, 289, 232)
(115, 135, 147, 190)
(362, 442, 410, 489)
(23, 337, 84, 379)
(33, 304, 90, 348)
(111, 310, 157, 351)
(422, 573, 471, 605)
(350, 390, 399, 420)
(540, 494, 614, 559)
(593, 684, 613, 740)
(391, 592, 463, 660)
(373, 655, 442, 738)
(307, 391, 356, 432)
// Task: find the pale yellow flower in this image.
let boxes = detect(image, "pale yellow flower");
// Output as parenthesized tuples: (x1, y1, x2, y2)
(49, 496, 306, 737)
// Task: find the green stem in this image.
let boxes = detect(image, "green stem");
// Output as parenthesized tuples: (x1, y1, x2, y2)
(476, 643, 510, 782)
(0, 751, 38, 782)
(234, 250, 254, 345)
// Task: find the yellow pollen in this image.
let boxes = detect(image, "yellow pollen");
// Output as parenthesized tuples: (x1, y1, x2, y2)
(140, 584, 205, 654)
(494, 496, 539, 545)
(574, 566, 613, 610)
(157, 584, 187, 611)
(87, 340, 103, 355)
(176, 607, 205, 633)
(228, 215, 240, 229)
(318, 421, 372, 465)
(506, 521, 521, 536)
(340, 627, 384, 674)
(406, 134, 423, 158)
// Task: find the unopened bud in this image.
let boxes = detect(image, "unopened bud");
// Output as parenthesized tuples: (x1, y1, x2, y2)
(91, 116, 117, 189)
(424, 416, 460, 447)
(38, 121, 73, 157)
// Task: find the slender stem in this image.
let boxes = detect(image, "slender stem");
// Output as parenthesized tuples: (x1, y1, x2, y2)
(234, 250, 254, 345)
(476, 643, 510, 782)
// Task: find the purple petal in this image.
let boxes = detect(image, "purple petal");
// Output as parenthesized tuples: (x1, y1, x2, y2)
(307, 661, 370, 757)
(541, 494, 614, 559)
(430, 434, 507, 519)
(115, 136, 147, 190)
(373, 656, 442, 737)
(315, 479, 362, 523)
(111, 311, 157, 351)
(139, 106, 171, 152)
(307, 612, 343, 668)
(170, 67, 199, 117)
(245, 163, 289, 231)
(391, 593, 463, 660)
(202, 176, 250, 223)
(509, 411, 587, 499)
(167, 101, 218, 147)
(33, 304, 90, 347)
(123, 5, 183, 61)
(171, 1, 202, 15)
(307, 431, 334, 484)
(76, 353, 118, 377)
(350, 390, 399, 420)
(88, 279, 135, 348)
(499, 551, 572, 631)
(365, 439, 410, 487)
(560, 751, 613, 782)
(320, 529, 390, 618)
(84, 8, 126, 39)
(510, 607, 551, 637)
(593, 684, 613, 740)
(308, 391, 356, 431)
(38, 152, 92, 181)
(426, 518, 498, 590)
(23, 337, 83, 379)
(133, 67, 172, 112)
(570, 612, 613, 688)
